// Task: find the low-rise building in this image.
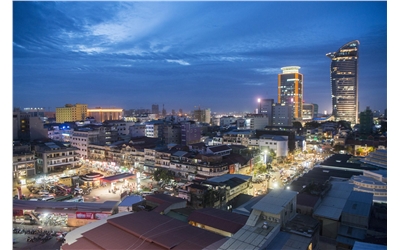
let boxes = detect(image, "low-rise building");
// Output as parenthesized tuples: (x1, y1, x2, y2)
(34, 141, 79, 174)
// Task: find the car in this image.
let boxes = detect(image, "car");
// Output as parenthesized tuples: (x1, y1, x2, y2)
(74, 188, 84, 195)
(255, 190, 264, 195)
(41, 196, 55, 201)
(38, 190, 50, 196)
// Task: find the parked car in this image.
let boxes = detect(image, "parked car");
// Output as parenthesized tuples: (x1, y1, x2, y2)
(38, 190, 50, 196)
(73, 188, 83, 195)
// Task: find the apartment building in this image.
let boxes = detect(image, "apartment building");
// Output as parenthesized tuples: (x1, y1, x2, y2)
(33, 141, 79, 174)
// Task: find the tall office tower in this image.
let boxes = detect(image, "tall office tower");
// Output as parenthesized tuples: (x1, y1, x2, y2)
(151, 104, 159, 118)
(326, 40, 360, 125)
(161, 104, 167, 118)
(278, 66, 303, 120)
(359, 106, 374, 135)
(193, 108, 211, 124)
(260, 98, 274, 126)
(56, 103, 88, 123)
(312, 103, 319, 118)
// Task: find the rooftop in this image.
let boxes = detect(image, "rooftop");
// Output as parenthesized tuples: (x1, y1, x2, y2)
(313, 180, 354, 220)
(252, 189, 297, 214)
(62, 211, 226, 250)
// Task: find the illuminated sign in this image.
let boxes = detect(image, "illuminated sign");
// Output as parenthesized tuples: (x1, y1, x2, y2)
(76, 211, 111, 220)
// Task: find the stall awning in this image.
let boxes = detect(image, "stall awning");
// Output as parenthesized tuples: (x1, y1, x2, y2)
(101, 173, 135, 182)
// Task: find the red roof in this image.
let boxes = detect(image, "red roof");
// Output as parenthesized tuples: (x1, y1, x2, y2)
(187, 207, 248, 234)
(62, 211, 226, 250)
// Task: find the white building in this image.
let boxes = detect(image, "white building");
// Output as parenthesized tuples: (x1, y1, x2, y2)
(103, 120, 135, 136)
(71, 129, 100, 159)
(249, 135, 289, 157)
(242, 114, 269, 130)
(219, 115, 238, 127)
(128, 124, 146, 138)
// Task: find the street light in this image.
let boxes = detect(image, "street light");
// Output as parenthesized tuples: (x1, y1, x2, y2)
(258, 98, 261, 114)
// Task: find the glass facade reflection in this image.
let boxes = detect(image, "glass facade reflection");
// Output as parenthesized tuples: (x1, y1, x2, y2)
(326, 40, 360, 125)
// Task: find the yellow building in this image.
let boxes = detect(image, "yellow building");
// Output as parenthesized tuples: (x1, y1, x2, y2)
(87, 107, 123, 122)
(56, 103, 88, 123)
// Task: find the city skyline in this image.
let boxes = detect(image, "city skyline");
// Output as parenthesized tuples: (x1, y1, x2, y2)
(12, 1, 387, 114)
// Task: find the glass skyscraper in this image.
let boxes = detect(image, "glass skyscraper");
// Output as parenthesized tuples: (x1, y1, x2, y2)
(326, 40, 360, 125)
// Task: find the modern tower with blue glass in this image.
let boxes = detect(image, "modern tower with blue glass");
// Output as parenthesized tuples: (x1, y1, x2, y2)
(326, 40, 360, 125)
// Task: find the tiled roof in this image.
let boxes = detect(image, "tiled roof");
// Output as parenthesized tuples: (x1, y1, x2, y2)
(187, 207, 248, 234)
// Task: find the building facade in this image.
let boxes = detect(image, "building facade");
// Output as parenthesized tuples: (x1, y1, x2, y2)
(272, 103, 293, 126)
(87, 107, 123, 123)
(244, 114, 269, 130)
(193, 108, 211, 124)
(260, 98, 274, 125)
(302, 103, 315, 121)
(359, 106, 374, 135)
(13, 143, 36, 181)
(56, 103, 88, 123)
(34, 141, 79, 174)
(326, 40, 360, 125)
(278, 66, 303, 120)
(181, 122, 202, 146)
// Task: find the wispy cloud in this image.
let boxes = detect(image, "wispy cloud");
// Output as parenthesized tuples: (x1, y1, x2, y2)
(68, 45, 106, 54)
(254, 68, 281, 75)
(166, 59, 190, 66)
(243, 82, 265, 86)
(13, 42, 26, 49)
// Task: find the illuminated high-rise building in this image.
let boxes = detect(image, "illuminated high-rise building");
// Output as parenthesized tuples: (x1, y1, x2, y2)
(278, 66, 303, 120)
(326, 40, 360, 125)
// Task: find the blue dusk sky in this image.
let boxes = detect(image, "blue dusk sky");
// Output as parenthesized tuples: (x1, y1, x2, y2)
(12, 1, 388, 114)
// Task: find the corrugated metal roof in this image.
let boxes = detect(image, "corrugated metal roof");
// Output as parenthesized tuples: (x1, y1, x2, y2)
(338, 225, 366, 240)
(207, 173, 251, 183)
(62, 237, 105, 249)
(208, 144, 232, 152)
(119, 195, 143, 207)
(313, 181, 354, 220)
(251, 189, 297, 214)
(13, 199, 118, 213)
(187, 207, 248, 234)
(63, 211, 226, 250)
(296, 193, 320, 207)
(353, 241, 387, 250)
(264, 231, 311, 250)
(342, 191, 373, 217)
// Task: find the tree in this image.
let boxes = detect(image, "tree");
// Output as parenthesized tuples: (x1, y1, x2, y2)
(153, 168, 174, 182)
(338, 120, 351, 130)
(304, 121, 320, 129)
(267, 149, 276, 163)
